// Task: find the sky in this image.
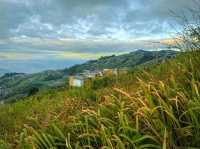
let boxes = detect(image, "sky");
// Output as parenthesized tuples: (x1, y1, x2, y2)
(0, 0, 197, 73)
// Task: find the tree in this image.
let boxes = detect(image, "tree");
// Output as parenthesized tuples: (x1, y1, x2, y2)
(28, 87, 39, 96)
(173, 0, 200, 51)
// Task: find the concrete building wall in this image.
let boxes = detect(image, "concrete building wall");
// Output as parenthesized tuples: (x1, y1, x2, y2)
(75, 79, 83, 87)
(69, 76, 84, 87)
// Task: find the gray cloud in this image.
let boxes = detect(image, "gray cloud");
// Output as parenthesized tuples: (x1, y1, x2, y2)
(1, 0, 196, 73)
(0, 0, 197, 55)
(1, 0, 197, 39)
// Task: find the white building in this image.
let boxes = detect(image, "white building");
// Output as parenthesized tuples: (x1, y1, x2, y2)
(81, 70, 103, 78)
(69, 76, 84, 87)
(68, 68, 126, 87)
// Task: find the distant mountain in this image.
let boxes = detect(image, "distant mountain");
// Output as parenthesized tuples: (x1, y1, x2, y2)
(0, 50, 177, 102)
(0, 68, 10, 76)
(0, 70, 67, 101)
(66, 50, 177, 74)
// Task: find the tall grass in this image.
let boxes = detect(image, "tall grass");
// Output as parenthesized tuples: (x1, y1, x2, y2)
(0, 52, 200, 148)
(14, 51, 199, 149)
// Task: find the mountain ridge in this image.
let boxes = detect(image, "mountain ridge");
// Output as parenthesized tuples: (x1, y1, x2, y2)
(0, 50, 177, 102)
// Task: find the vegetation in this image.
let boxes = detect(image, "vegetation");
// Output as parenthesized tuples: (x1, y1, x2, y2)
(0, 1, 199, 149)
(0, 50, 177, 102)
(67, 50, 177, 75)
(0, 50, 200, 148)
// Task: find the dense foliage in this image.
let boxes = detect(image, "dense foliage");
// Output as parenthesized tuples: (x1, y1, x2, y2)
(0, 51, 200, 148)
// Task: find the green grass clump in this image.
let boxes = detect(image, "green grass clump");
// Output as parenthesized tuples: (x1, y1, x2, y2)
(0, 51, 200, 148)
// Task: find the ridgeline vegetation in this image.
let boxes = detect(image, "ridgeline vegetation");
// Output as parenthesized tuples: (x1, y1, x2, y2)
(1, 2, 200, 149)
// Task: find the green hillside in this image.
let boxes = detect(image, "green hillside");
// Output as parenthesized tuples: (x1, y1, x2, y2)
(0, 50, 177, 102)
(66, 50, 177, 74)
(0, 51, 200, 148)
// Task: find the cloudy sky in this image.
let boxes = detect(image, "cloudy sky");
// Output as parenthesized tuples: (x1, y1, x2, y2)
(0, 0, 196, 73)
